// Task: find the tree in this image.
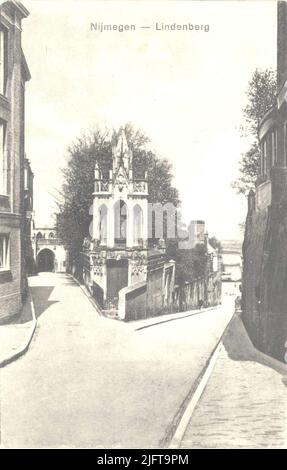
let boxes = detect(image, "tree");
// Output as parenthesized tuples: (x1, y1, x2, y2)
(172, 244, 208, 286)
(56, 123, 180, 273)
(208, 236, 222, 253)
(232, 68, 277, 195)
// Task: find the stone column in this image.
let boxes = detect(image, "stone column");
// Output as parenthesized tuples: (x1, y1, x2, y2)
(127, 202, 134, 247)
(107, 203, 115, 248)
(92, 200, 100, 240)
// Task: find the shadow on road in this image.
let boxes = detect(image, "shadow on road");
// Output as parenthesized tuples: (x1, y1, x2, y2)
(223, 315, 287, 378)
(30, 286, 58, 319)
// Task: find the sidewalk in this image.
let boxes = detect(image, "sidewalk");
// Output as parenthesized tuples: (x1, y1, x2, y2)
(0, 292, 37, 368)
(180, 314, 287, 449)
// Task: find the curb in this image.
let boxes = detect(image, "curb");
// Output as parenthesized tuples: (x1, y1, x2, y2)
(0, 287, 37, 368)
(69, 275, 102, 316)
(135, 305, 220, 331)
(160, 308, 235, 449)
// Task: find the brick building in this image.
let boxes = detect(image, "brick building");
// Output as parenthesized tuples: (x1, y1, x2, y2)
(0, 1, 31, 321)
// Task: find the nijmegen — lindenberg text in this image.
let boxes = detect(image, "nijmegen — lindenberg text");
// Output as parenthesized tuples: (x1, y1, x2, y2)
(90, 23, 210, 33)
(155, 23, 209, 32)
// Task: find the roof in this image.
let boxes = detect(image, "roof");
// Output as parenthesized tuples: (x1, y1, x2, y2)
(0, 1, 29, 18)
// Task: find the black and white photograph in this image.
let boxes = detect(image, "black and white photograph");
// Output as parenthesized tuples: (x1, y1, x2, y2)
(0, 0, 286, 451)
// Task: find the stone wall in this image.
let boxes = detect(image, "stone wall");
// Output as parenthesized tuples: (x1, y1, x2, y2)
(242, 196, 287, 362)
(118, 281, 147, 321)
(172, 272, 221, 313)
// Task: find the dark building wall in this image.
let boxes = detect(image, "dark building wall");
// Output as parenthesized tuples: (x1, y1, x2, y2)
(242, 193, 287, 361)
(278, 1, 287, 91)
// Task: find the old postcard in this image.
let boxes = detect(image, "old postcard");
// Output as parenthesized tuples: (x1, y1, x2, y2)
(0, 0, 286, 452)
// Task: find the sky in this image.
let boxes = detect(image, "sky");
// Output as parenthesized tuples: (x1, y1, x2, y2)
(21, 0, 277, 239)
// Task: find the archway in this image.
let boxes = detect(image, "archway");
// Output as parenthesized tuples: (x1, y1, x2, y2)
(133, 204, 143, 246)
(37, 249, 55, 272)
(114, 200, 127, 247)
(99, 204, 108, 245)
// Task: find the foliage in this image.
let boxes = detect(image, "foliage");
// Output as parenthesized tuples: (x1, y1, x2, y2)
(242, 69, 277, 139)
(232, 69, 277, 196)
(208, 236, 222, 253)
(169, 244, 208, 285)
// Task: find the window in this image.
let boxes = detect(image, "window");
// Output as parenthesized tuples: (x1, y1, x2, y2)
(0, 234, 9, 270)
(271, 130, 277, 166)
(24, 167, 28, 191)
(0, 121, 6, 194)
(0, 28, 7, 96)
(262, 140, 267, 176)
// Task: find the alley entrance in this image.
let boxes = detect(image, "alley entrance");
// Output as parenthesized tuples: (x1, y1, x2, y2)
(37, 249, 55, 272)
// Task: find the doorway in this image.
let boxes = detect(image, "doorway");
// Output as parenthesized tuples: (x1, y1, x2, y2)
(37, 249, 55, 272)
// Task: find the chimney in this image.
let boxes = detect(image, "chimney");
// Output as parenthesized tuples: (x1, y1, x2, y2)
(277, 1, 287, 91)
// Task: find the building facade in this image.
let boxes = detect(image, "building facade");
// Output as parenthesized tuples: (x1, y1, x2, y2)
(242, 1, 287, 362)
(188, 220, 206, 248)
(0, 1, 30, 322)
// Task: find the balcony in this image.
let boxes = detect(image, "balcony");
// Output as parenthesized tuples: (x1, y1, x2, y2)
(94, 180, 111, 195)
(132, 180, 148, 195)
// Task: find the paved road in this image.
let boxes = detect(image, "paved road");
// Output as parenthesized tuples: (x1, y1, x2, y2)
(0, 273, 234, 449)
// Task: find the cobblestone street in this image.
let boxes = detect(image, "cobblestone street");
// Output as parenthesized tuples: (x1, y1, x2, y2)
(181, 315, 287, 449)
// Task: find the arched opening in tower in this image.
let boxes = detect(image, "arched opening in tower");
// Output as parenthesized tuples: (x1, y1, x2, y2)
(133, 204, 143, 246)
(114, 200, 127, 247)
(99, 204, 108, 245)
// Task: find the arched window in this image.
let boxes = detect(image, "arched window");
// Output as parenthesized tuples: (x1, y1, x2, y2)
(133, 204, 143, 246)
(114, 200, 127, 247)
(49, 232, 55, 239)
(36, 232, 43, 240)
(99, 204, 108, 245)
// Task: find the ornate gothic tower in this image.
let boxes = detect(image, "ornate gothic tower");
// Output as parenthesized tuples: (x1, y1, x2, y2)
(82, 129, 149, 310)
